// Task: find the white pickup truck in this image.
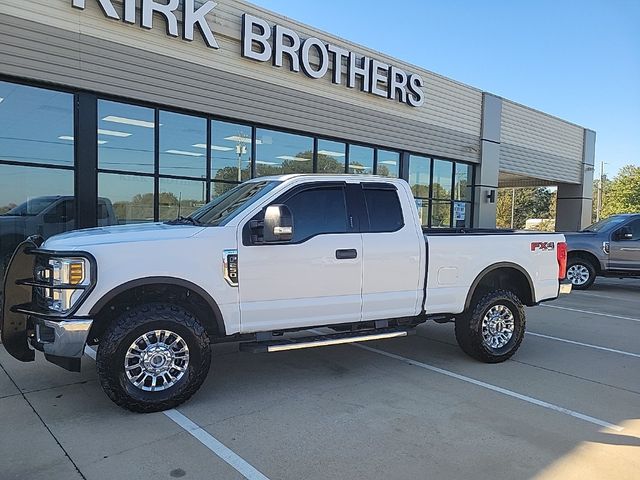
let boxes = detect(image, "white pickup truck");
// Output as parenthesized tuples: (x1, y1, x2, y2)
(2, 175, 571, 412)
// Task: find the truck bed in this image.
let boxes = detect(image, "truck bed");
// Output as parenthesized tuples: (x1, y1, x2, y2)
(423, 228, 554, 236)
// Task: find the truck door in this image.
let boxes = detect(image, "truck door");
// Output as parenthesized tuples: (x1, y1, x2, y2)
(237, 182, 363, 332)
(358, 183, 425, 320)
(609, 219, 640, 270)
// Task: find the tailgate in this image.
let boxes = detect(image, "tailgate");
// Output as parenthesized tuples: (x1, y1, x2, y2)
(1, 237, 42, 362)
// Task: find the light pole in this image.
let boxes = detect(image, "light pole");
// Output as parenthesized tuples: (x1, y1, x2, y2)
(596, 161, 607, 222)
(236, 143, 247, 182)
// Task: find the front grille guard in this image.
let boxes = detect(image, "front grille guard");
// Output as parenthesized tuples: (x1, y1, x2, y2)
(1, 236, 96, 362)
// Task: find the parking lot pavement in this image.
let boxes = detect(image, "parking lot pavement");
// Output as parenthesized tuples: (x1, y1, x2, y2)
(1, 277, 638, 480)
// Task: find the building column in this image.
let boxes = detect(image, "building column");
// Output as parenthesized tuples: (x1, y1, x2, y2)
(555, 129, 595, 232)
(473, 93, 502, 228)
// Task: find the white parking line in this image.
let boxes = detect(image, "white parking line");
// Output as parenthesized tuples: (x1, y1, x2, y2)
(164, 409, 270, 480)
(354, 343, 624, 432)
(541, 304, 640, 323)
(570, 291, 637, 302)
(527, 332, 640, 358)
(84, 347, 270, 480)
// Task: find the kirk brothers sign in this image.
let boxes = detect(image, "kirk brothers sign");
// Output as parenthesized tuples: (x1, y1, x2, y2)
(70, 1, 425, 107)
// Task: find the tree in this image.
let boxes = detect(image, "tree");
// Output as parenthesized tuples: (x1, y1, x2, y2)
(601, 165, 640, 217)
(0, 203, 17, 215)
(496, 187, 554, 229)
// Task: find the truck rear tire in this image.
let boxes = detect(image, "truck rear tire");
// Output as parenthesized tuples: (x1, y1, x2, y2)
(566, 257, 596, 290)
(96, 303, 211, 413)
(454, 290, 526, 363)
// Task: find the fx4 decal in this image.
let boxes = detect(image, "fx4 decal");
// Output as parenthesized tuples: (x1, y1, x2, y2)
(531, 242, 555, 252)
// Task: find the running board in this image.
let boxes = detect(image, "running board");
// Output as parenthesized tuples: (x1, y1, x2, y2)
(240, 328, 414, 353)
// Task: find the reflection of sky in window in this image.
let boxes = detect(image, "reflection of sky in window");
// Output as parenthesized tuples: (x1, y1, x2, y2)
(98, 100, 154, 174)
(348, 145, 374, 174)
(377, 150, 399, 177)
(409, 155, 431, 196)
(159, 111, 206, 178)
(256, 129, 313, 176)
(0, 81, 73, 167)
(0, 164, 73, 208)
(211, 121, 252, 181)
(317, 139, 346, 173)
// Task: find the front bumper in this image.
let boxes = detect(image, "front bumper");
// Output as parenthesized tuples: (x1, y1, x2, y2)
(31, 317, 93, 358)
(1, 237, 93, 372)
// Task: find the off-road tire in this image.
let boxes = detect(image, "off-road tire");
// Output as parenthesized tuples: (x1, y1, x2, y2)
(566, 257, 596, 290)
(454, 289, 526, 363)
(96, 303, 211, 413)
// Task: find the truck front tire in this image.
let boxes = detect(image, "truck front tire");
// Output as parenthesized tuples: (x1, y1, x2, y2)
(96, 303, 211, 413)
(566, 257, 596, 290)
(454, 290, 526, 363)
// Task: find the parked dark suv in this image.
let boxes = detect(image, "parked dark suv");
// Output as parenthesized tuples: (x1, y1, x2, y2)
(564, 214, 640, 289)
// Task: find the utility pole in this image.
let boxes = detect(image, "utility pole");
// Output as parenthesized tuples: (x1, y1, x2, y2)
(596, 160, 606, 222)
(510, 187, 516, 229)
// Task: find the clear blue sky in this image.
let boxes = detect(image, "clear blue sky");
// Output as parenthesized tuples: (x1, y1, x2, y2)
(252, 0, 639, 178)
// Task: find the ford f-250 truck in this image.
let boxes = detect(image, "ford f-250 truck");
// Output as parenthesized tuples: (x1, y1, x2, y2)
(564, 213, 640, 289)
(2, 175, 571, 412)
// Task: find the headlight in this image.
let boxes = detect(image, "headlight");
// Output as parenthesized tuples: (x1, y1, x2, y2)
(37, 257, 91, 313)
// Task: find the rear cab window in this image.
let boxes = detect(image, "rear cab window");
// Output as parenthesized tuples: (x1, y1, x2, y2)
(361, 184, 404, 233)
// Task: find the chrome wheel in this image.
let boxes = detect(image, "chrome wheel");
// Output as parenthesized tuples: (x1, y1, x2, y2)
(481, 305, 515, 349)
(567, 264, 590, 286)
(124, 330, 189, 392)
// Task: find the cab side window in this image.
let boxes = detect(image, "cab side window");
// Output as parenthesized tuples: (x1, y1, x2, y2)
(362, 186, 404, 233)
(283, 186, 348, 243)
(625, 219, 640, 240)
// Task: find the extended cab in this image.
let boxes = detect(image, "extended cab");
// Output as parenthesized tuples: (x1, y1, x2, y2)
(564, 214, 640, 289)
(1, 175, 571, 412)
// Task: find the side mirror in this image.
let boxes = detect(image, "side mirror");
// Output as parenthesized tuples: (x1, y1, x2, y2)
(617, 226, 633, 240)
(263, 204, 293, 243)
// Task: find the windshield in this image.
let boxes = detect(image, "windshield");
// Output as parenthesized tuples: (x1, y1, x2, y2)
(582, 216, 626, 232)
(188, 181, 281, 226)
(4, 197, 57, 216)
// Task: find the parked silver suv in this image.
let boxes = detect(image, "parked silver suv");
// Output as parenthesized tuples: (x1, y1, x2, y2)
(564, 214, 640, 289)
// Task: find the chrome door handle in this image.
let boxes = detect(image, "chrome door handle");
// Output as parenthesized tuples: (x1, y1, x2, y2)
(620, 248, 640, 251)
(335, 249, 358, 260)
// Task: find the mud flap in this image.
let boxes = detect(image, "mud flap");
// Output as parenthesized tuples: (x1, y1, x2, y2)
(1, 238, 41, 362)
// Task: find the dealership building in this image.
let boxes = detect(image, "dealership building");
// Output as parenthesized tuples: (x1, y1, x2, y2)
(0, 0, 595, 243)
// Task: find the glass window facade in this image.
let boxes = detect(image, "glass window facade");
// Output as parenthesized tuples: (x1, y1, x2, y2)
(0, 78, 476, 286)
(409, 155, 474, 228)
(0, 81, 76, 290)
(377, 150, 400, 178)
(348, 145, 374, 174)
(98, 100, 155, 174)
(317, 139, 346, 174)
(159, 178, 207, 221)
(159, 111, 207, 178)
(99, 173, 154, 224)
(211, 120, 252, 183)
(256, 129, 314, 176)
